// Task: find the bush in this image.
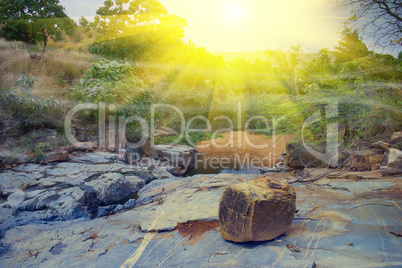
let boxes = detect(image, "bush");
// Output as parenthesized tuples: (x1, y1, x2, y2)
(0, 72, 63, 136)
(339, 54, 402, 81)
(68, 58, 146, 104)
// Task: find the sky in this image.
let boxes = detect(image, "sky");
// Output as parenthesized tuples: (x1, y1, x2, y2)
(59, 0, 357, 53)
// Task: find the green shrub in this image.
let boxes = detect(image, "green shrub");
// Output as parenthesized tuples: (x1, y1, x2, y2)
(67, 58, 156, 131)
(69, 58, 146, 104)
(339, 54, 402, 81)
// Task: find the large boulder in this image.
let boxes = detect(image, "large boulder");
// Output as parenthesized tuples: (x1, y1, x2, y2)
(380, 149, 402, 175)
(219, 176, 296, 243)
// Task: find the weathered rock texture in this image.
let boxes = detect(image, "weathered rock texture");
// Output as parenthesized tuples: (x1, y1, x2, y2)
(219, 176, 296, 242)
(286, 142, 327, 168)
(380, 149, 402, 175)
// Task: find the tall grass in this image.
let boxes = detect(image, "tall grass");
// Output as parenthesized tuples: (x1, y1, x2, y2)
(0, 39, 94, 99)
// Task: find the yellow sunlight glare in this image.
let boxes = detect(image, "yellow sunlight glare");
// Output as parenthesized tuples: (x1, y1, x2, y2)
(226, 4, 242, 21)
(160, 0, 342, 52)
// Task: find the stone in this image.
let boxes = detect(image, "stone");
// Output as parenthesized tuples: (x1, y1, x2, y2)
(124, 176, 145, 191)
(70, 153, 116, 164)
(152, 167, 174, 179)
(71, 141, 96, 151)
(341, 148, 384, 171)
(17, 190, 60, 211)
(219, 176, 296, 242)
(140, 142, 154, 157)
(1, 153, 30, 165)
(380, 149, 402, 175)
(152, 144, 199, 176)
(121, 146, 142, 165)
(371, 141, 389, 150)
(286, 142, 327, 168)
(97, 205, 117, 217)
(260, 167, 282, 174)
(6, 190, 26, 209)
(0, 172, 39, 196)
(84, 173, 137, 204)
(43, 150, 69, 163)
(391, 132, 402, 145)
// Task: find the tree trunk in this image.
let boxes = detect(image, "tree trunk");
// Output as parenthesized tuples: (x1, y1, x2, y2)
(41, 29, 48, 57)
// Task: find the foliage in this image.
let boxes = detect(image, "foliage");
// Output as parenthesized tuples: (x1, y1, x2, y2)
(339, 54, 402, 80)
(0, 73, 63, 136)
(88, 0, 187, 62)
(68, 58, 156, 140)
(333, 0, 402, 48)
(34, 142, 52, 162)
(334, 27, 370, 67)
(0, 0, 76, 59)
(69, 58, 147, 104)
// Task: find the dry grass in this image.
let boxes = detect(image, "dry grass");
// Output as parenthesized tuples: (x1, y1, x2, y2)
(0, 39, 95, 99)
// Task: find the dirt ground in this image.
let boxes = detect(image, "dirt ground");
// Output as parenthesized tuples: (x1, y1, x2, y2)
(196, 131, 294, 168)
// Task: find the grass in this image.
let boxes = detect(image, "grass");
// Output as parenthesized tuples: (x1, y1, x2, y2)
(0, 39, 95, 99)
(213, 51, 318, 64)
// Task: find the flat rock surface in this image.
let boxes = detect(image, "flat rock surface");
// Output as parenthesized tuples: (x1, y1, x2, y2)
(0, 154, 401, 267)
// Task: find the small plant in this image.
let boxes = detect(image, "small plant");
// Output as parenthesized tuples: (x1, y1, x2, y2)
(34, 142, 52, 162)
(14, 71, 37, 95)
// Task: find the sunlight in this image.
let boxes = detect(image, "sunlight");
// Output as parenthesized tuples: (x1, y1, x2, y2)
(160, 0, 343, 52)
(226, 4, 242, 21)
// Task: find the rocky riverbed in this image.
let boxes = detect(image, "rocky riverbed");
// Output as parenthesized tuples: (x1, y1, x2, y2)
(0, 152, 401, 267)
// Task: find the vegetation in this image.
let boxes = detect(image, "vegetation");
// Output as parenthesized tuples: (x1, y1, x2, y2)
(333, 0, 402, 47)
(0, 0, 401, 151)
(0, 0, 76, 59)
(89, 0, 187, 62)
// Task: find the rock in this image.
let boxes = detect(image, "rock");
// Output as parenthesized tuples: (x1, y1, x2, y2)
(70, 153, 117, 164)
(84, 173, 138, 204)
(152, 167, 174, 179)
(371, 141, 389, 150)
(17, 190, 60, 211)
(74, 126, 92, 142)
(125, 176, 145, 191)
(43, 150, 69, 163)
(6, 190, 26, 209)
(121, 146, 142, 165)
(219, 177, 296, 242)
(260, 167, 282, 174)
(72, 141, 96, 151)
(123, 198, 136, 209)
(286, 142, 327, 168)
(140, 142, 154, 157)
(341, 148, 384, 171)
(0, 172, 39, 196)
(153, 145, 199, 176)
(380, 149, 402, 175)
(97, 205, 117, 217)
(52, 188, 90, 220)
(391, 132, 402, 145)
(1, 153, 30, 165)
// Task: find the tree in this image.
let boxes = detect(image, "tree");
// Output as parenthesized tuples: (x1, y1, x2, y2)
(0, 0, 76, 59)
(334, 27, 370, 65)
(89, 0, 187, 62)
(333, 0, 402, 48)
